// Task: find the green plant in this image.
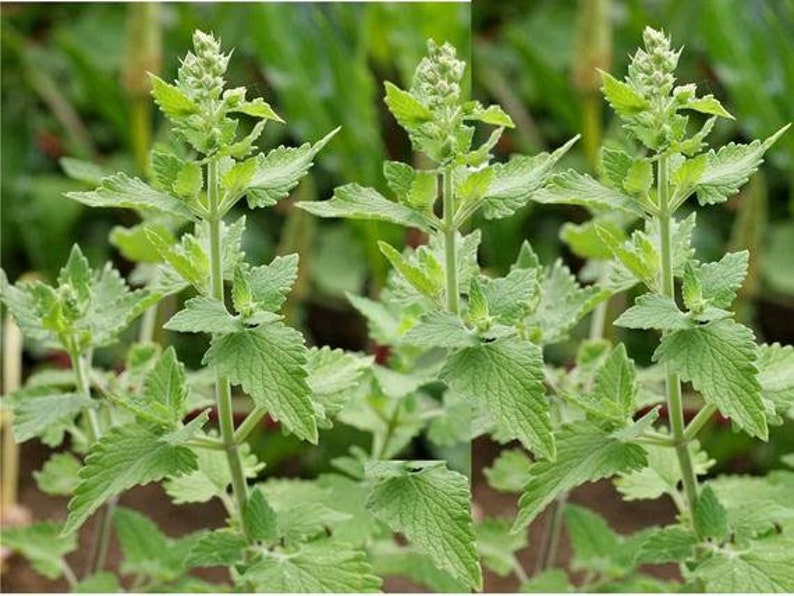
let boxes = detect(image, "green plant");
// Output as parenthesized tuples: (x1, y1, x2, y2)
(482, 27, 793, 592)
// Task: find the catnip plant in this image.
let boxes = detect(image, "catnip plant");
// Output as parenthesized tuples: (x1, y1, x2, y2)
(480, 27, 794, 592)
(0, 31, 474, 593)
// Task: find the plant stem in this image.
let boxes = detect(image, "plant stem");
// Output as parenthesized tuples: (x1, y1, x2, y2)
(234, 406, 267, 445)
(684, 403, 717, 442)
(657, 154, 699, 519)
(207, 158, 250, 524)
(69, 345, 102, 446)
(538, 492, 567, 572)
(442, 168, 459, 314)
(138, 268, 161, 344)
(2, 314, 22, 516)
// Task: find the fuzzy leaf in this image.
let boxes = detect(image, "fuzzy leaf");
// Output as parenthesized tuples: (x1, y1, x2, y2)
(185, 530, 246, 568)
(476, 517, 527, 577)
(532, 170, 640, 216)
(34, 452, 82, 496)
(694, 535, 794, 592)
(599, 70, 649, 117)
(246, 128, 338, 207)
(64, 425, 198, 535)
(118, 347, 188, 427)
(635, 526, 697, 564)
(441, 336, 554, 460)
(244, 488, 279, 543)
(0, 522, 76, 580)
(694, 125, 789, 205)
(298, 183, 432, 230)
(13, 392, 94, 443)
(695, 485, 729, 541)
(365, 461, 482, 590)
(655, 319, 767, 439)
(150, 75, 198, 119)
(384, 81, 433, 129)
(514, 421, 646, 530)
(483, 449, 533, 493)
(685, 95, 733, 119)
(66, 173, 193, 219)
(247, 253, 299, 313)
(243, 541, 381, 593)
(694, 251, 749, 309)
(204, 323, 317, 443)
(564, 505, 621, 574)
(163, 297, 242, 334)
(757, 343, 794, 416)
(401, 312, 479, 349)
(614, 294, 690, 330)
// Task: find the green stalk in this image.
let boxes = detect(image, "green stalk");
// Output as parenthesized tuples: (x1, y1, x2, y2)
(207, 158, 250, 523)
(657, 154, 700, 519)
(442, 168, 459, 314)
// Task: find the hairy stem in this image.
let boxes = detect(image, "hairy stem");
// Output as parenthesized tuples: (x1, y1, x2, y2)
(207, 158, 250, 525)
(442, 168, 459, 314)
(541, 492, 567, 571)
(684, 403, 717, 442)
(657, 154, 700, 519)
(234, 406, 267, 445)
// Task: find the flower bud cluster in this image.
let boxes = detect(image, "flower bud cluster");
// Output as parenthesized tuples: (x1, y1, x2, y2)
(627, 27, 680, 101)
(177, 30, 231, 104)
(411, 40, 465, 111)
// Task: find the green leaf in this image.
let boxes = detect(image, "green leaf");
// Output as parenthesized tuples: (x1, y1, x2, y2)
(623, 159, 653, 196)
(75, 572, 120, 593)
(482, 137, 579, 219)
(532, 170, 640, 216)
(185, 529, 246, 568)
(384, 81, 433, 129)
(483, 268, 539, 325)
(577, 343, 637, 423)
(0, 522, 76, 580)
(66, 173, 193, 220)
(232, 98, 283, 122)
(245, 127, 339, 207)
(242, 540, 381, 593)
(204, 323, 317, 443)
(164, 297, 241, 334)
(635, 526, 697, 564)
(685, 95, 734, 119)
(695, 485, 729, 541)
(150, 75, 198, 119)
(757, 343, 794, 417)
(514, 421, 646, 530)
(64, 425, 198, 535)
(346, 293, 399, 345)
(110, 223, 175, 264)
(119, 347, 188, 427)
(694, 534, 794, 592)
(147, 230, 209, 292)
(599, 70, 649, 117)
(365, 461, 482, 590)
(370, 542, 468, 592)
(614, 294, 690, 330)
(13, 392, 94, 443)
(467, 104, 515, 127)
(244, 488, 279, 543)
(247, 253, 299, 313)
(441, 336, 554, 460)
(564, 505, 621, 574)
(306, 347, 372, 421)
(560, 219, 622, 260)
(654, 319, 767, 439)
(34, 452, 82, 496)
(483, 448, 532, 493)
(150, 150, 184, 191)
(671, 154, 708, 205)
(520, 569, 573, 593)
(59, 157, 109, 185)
(695, 125, 790, 205)
(694, 251, 749, 309)
(298, 183, 433, 231)
(173, 161, 203, 199)
(401, 312, 478, 349)
(59, 245, 92, 300)
(476, 517, 527, 577)
(114, 507, 169, 577)
(378, 241, 441, 301)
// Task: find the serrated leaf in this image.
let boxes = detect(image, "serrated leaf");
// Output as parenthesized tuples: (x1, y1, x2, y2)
(150, 75, 198, 119)
(365, 461, 481, 589)
(173, 161, 203, 199)
(588, 344, 637, 423)
(468, 104, 515, 127)
(12, 392, 94, 443)
(401, 312, 478, 349)
(58, 245, 92, 299)
(119, 347, 188, 427)
(242, 541, 381, 593)
(655, 319, 767, 439)
(245, 127, 338, 207)
(370, 542, 468, 592)
(614, 294, 690, 330)
(34, 452, 82, 496)
(635, 526, 697, 564)
(0, 522, 76, 580)
(757, 343, 794, 417)
(247, 253, 299, 312)
(599, 70, 649, 117)
(483, 267, 539, 325)
(624, 159, 653, 195)
(110, 223, 175, 264)
(532, 170, 640, 217)
(164, 297, 241, 334)
(150, 150, 184, 191)
(695, 485, 729, 541)
(483, 448, 532, 493)
(379, 241, 441, 301)
(185, 529, 246, 568)
(694, 534, 794, 592)
(514, 421, 646, 530)
(441, 336, 554, 459)
(694, 251, 749, 309)
(114, 507, 169, 577)
(232, 98, 283, 122)
(75, 572, 120, 593)
(476, 517, 527, 577)
(147, 229, 209, 291)
(64, 425, 198, 535)
(384, 81, 433, 129)
(520, 569, 573, 593)
(600, 146, 634, 190)
(482, 137, 578, 219)
(204, 323, 317, 443)
(346, 293, 399, 345)
(244, 488, 279, 543)
(298, 183, 432, 231)
(560, 219, 621, 260)
(695, 125, 789, 205)
(66, 173, 193, 220)
(564, 505, 621, 574)
(685, 95, 734, 119)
